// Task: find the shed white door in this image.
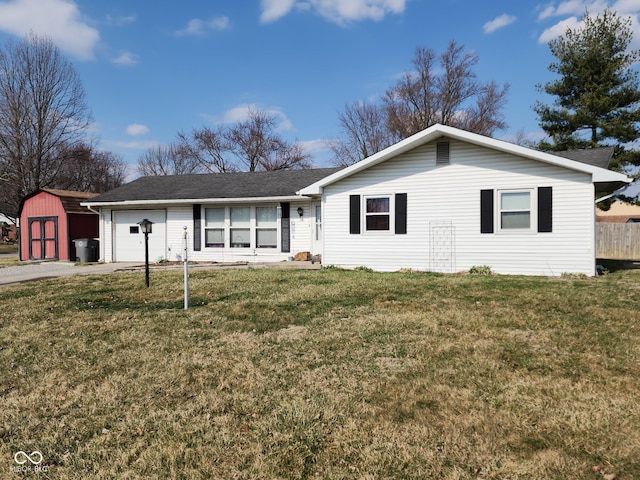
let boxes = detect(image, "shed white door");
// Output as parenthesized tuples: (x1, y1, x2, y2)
(113, 210, 166, 262)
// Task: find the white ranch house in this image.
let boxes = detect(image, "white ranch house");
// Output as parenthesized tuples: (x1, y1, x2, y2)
(83, 124, 630, 276)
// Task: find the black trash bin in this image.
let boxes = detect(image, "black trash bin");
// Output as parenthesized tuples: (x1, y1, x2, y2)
(73, 238, 99, 262)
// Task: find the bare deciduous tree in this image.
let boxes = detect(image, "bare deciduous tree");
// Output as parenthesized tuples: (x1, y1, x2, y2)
(138, 108, 311, 175)
(331, 41, 509, 166)
(57, 144, 127, 193)
(137, 143, 200, 176)
(329, 100, 397, 166)
(0, 33, 94, 217)
(385, 41, 509, 139)
(226, 108, 310, 172)
(185, 126, 236, 173)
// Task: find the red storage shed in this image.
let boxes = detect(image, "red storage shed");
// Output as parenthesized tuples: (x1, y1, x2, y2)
(18, 189, 99, 262)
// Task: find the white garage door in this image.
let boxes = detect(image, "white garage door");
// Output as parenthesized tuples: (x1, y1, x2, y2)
(113, 210, 167, 262)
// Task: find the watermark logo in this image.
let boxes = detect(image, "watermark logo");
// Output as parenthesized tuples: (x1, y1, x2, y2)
(14, 451, 43, 465)
(11, 451, 48, 473)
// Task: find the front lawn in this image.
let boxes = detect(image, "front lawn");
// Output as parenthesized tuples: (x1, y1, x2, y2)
(1, 267, 638, 479)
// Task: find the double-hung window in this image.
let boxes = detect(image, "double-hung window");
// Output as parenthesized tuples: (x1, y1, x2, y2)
(365, 196, 391, 231)
(256, 207, 277, 248)
(499, 190, 531, 230)
(230, 207, 251, 248)
(204, 207, 225, 247)
(481, 187, 552, 234)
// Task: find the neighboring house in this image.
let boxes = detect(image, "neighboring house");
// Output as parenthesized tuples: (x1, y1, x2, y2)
(84, 124, 630, 276)
(0, 213, 17, 242)
(18, 189, 99, 261)
(554, 146, 614, 169)
(82, 168, 341, 264)
(596, 200, 640, 223)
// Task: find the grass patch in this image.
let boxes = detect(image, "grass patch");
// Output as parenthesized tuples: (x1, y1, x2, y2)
(0, 256, 19, 268)
(0, 243, 17, 255)
(1, 267, 639, 478)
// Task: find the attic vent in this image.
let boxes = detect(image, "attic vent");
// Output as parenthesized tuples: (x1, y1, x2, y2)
(436, 142, 450, 165)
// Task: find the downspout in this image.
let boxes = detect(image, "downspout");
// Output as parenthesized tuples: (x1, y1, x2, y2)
(85, 204, 103, 262)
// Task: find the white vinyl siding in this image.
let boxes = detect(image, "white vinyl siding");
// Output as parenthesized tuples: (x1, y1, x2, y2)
(322, 139, 596, 276)
(105, 202, 317, 264)
(100, 208, 112, 262)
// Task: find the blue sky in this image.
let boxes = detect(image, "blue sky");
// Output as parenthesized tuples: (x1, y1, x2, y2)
(1, 0, 640, 176)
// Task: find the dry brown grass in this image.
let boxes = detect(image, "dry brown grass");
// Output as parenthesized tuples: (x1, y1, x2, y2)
(0, 244, 18, 255)
(0, 256, 19, 268)
(0, 267, 639, 479)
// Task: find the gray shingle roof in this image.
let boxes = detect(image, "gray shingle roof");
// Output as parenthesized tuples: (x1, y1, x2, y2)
(554, 147, 614, 169)
(89, 168, 343, 203)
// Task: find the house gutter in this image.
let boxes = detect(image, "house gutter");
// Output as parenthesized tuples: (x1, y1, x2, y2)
(595, 184, 631, 204)
(81, 195, 307, 208)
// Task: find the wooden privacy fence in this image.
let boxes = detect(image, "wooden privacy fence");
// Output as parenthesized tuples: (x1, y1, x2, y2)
(596, 222, 640, 260)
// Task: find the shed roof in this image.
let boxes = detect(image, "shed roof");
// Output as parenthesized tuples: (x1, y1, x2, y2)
(18, 188, 99, 217)
(85, 168, 343, 206)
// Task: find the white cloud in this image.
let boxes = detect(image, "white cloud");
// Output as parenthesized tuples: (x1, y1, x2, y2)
(536, 1, 640, 45)
(220, 104, 255, 123)
(0, 0, 100, 60)
(260, 0, 406, 25)
(110, 139, 159, 151)
(261, 0, 296, 22)
(105, 14, 136, 26)
(203, 104, 295, 132)
(112, 51, 138, 66)
(613, 0, 640, 12)
(538, 15, 581, 42)
(483, 13, 516, 33)
(537, 0, 608, 20)
(299, 138, 331, 154)
(126, 124, 150, 136)
(175, 16, 230, 36)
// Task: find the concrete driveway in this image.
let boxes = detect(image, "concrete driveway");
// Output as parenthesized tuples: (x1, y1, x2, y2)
(0, 260, 142, 287)
(0, 259, 320, 287)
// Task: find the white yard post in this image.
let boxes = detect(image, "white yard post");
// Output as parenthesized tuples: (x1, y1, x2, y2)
(183, 226, 189, 310)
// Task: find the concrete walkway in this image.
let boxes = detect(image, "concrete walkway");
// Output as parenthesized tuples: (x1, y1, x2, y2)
(0, 259, 320, 287)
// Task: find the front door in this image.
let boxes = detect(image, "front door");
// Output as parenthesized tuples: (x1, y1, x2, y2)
(311, 202, 323, 256)
(29, 217, 58, 260)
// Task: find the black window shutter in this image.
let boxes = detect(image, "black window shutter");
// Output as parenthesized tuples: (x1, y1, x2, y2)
(193, 204, 201, 251)
(480, 189, 494, 234)
(281, 202, 290, 253)
(395, 193, 407, 234)
(538, 186, 553, 233)
(349, 195, 361, 234)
